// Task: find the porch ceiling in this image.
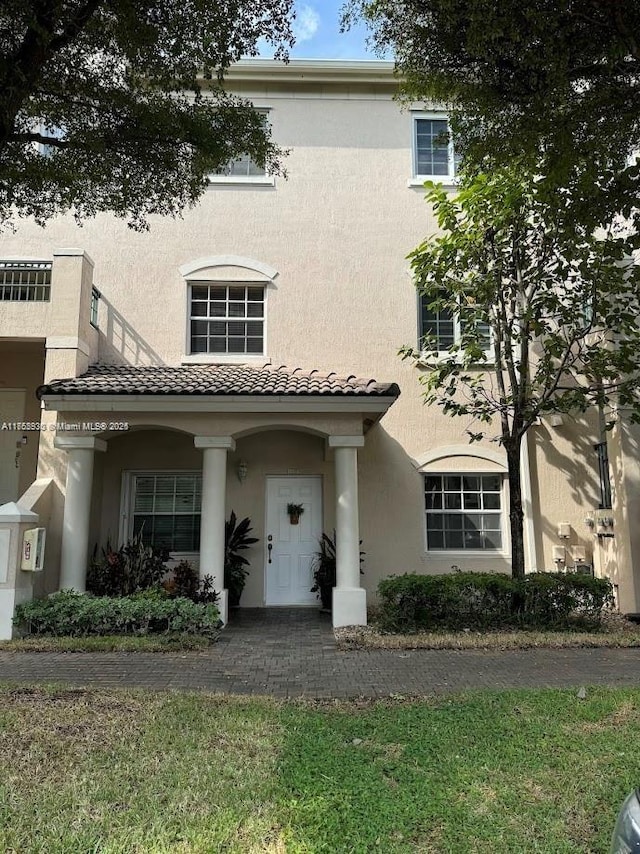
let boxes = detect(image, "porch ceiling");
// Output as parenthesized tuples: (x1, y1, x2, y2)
(37, 363, 401, 416)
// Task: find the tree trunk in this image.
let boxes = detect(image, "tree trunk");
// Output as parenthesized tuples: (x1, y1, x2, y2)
(505, 438, 526, 581)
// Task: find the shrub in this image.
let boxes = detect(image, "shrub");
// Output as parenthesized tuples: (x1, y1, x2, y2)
(166, 561, 218, 605)
(377, 571, 614, 633)
(87, 531, 169, 597)
(14, 590, 221, 637)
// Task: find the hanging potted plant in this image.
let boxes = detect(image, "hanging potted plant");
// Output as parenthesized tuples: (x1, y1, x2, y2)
(287, 502, 305, 525)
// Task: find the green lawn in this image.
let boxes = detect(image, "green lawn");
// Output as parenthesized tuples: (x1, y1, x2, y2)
(0, 686, 637, 852)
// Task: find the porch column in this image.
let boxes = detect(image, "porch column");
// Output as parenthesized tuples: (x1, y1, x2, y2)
(328, 435, 366, 628)
(194, 436, 235, 625)
(54, 436, 106, 592)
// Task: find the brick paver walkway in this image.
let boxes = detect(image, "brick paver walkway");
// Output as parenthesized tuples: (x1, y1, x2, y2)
(1, 608, 640, 698)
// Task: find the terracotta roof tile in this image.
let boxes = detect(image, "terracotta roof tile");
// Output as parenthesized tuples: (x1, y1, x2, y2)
(37, 363, 401, 398)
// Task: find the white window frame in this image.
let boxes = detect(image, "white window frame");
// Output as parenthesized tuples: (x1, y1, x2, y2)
(186, 280, 267, 362)
(120, 470, 202, 561)
(423, 472, 508, 557)
(180, 255, 275, 365)
(408, 111, 457, 187)
(208, 107, 275, 186)
(418, 291, 493, 361)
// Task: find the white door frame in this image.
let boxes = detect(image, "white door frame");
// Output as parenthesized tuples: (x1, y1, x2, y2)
(263, 474, 323, 606)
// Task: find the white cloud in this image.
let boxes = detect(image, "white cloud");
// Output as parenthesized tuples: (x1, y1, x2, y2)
(294, 4, 320, 43)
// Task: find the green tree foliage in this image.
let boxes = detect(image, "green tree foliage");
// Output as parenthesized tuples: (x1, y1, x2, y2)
(402, 170, 640, 578)
(347, 0, 640, 223)
(0, 1, 295, 229)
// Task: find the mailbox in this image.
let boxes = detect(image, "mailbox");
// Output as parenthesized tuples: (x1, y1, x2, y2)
(21, 528, 46, 572)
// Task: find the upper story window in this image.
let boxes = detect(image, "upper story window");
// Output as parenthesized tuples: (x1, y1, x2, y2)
(419, 292, 491, 356)
(0, 260, 52, 302)
(425, 473, 504, 551)
(36, 124, 66, 158)
(209, 109, 273, 184)
(215, 152, 265, 179)
(180, 255, 277, 364)
(189, 283, 265, 355)
(412, 114, 458, 183)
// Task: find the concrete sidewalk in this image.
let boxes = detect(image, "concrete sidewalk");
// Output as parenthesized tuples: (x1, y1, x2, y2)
(1, 608, 639, 698)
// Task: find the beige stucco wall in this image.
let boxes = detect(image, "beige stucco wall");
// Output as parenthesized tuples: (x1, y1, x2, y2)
(0, 62, 618, 605)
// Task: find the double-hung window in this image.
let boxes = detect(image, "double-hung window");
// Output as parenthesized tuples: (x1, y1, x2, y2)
(130, 473, 202, 553)
(189, 283, 265, 355)
(425, 474, 504, 551)
(412, 114, 458, 183)
(209, 109, 272, 183)
(419, 292, 491, 355)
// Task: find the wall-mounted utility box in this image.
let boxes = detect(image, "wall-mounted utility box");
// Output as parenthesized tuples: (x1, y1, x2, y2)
(571, 545, 587, 563)
(21, 527, 46, 572)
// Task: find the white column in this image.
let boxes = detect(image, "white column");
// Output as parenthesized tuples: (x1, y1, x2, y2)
(194, 436, 235, 625)
(0, 502, 39, 639)
(54, 436, 106, 592)
(329, 435, 366, 628)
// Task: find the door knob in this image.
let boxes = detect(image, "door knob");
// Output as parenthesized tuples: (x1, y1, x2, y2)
(267, 540, 273, 564)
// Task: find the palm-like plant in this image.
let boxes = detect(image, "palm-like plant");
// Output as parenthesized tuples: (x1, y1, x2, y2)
(224, 511, 259, 606)
(311, 531, 364, 610)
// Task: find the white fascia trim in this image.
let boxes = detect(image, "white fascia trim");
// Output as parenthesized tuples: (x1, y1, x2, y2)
(41, 395, 396, 414)
(223, 58, 396, 86)
(179, 255, 278, 280)
(414, 445, 508, 471)
(46, 336, 91, 356)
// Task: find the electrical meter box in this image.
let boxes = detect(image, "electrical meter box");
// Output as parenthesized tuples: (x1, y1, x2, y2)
(21, 528, 46, 572)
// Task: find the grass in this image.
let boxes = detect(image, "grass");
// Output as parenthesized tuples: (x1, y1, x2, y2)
(0, 634, 215, 652)
(0, 685, 638, 852)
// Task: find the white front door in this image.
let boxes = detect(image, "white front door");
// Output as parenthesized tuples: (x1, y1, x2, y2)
(265, 476, 322, 605)
(0, 390, 26, 505)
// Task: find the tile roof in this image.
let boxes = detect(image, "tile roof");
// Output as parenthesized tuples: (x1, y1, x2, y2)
(37, 363, 401, 398)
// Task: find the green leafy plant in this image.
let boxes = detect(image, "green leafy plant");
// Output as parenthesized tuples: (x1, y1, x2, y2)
(167, 561, 218, 605)
(286, 502, 305, 520)
(87, 530, 169, 597)
(311, 531, 364, 610)
(14, 590, 221, 637)
(377, 571, 615, 633)
(224, 511, 259, 607)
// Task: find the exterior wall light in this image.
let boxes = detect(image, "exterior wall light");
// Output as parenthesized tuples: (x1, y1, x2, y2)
(237, 459, 248, 483)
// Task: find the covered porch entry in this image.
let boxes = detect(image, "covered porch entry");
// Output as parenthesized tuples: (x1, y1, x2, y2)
(38, 363, 400, 627)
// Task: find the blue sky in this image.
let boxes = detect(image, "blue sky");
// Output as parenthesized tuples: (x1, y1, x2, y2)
(260, 1, 382, 60)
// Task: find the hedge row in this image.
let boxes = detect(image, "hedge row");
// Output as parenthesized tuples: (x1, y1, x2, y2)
(377, 572, 615, 632)
(14, 590, 221, 637)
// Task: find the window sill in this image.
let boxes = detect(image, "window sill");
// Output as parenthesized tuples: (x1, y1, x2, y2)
(181, 353, 267, 365)
(426, 550, 508, 559)
(415, 351, 493, 368)
(408, 177, 457, 189)
(208, 175, 275, 187)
